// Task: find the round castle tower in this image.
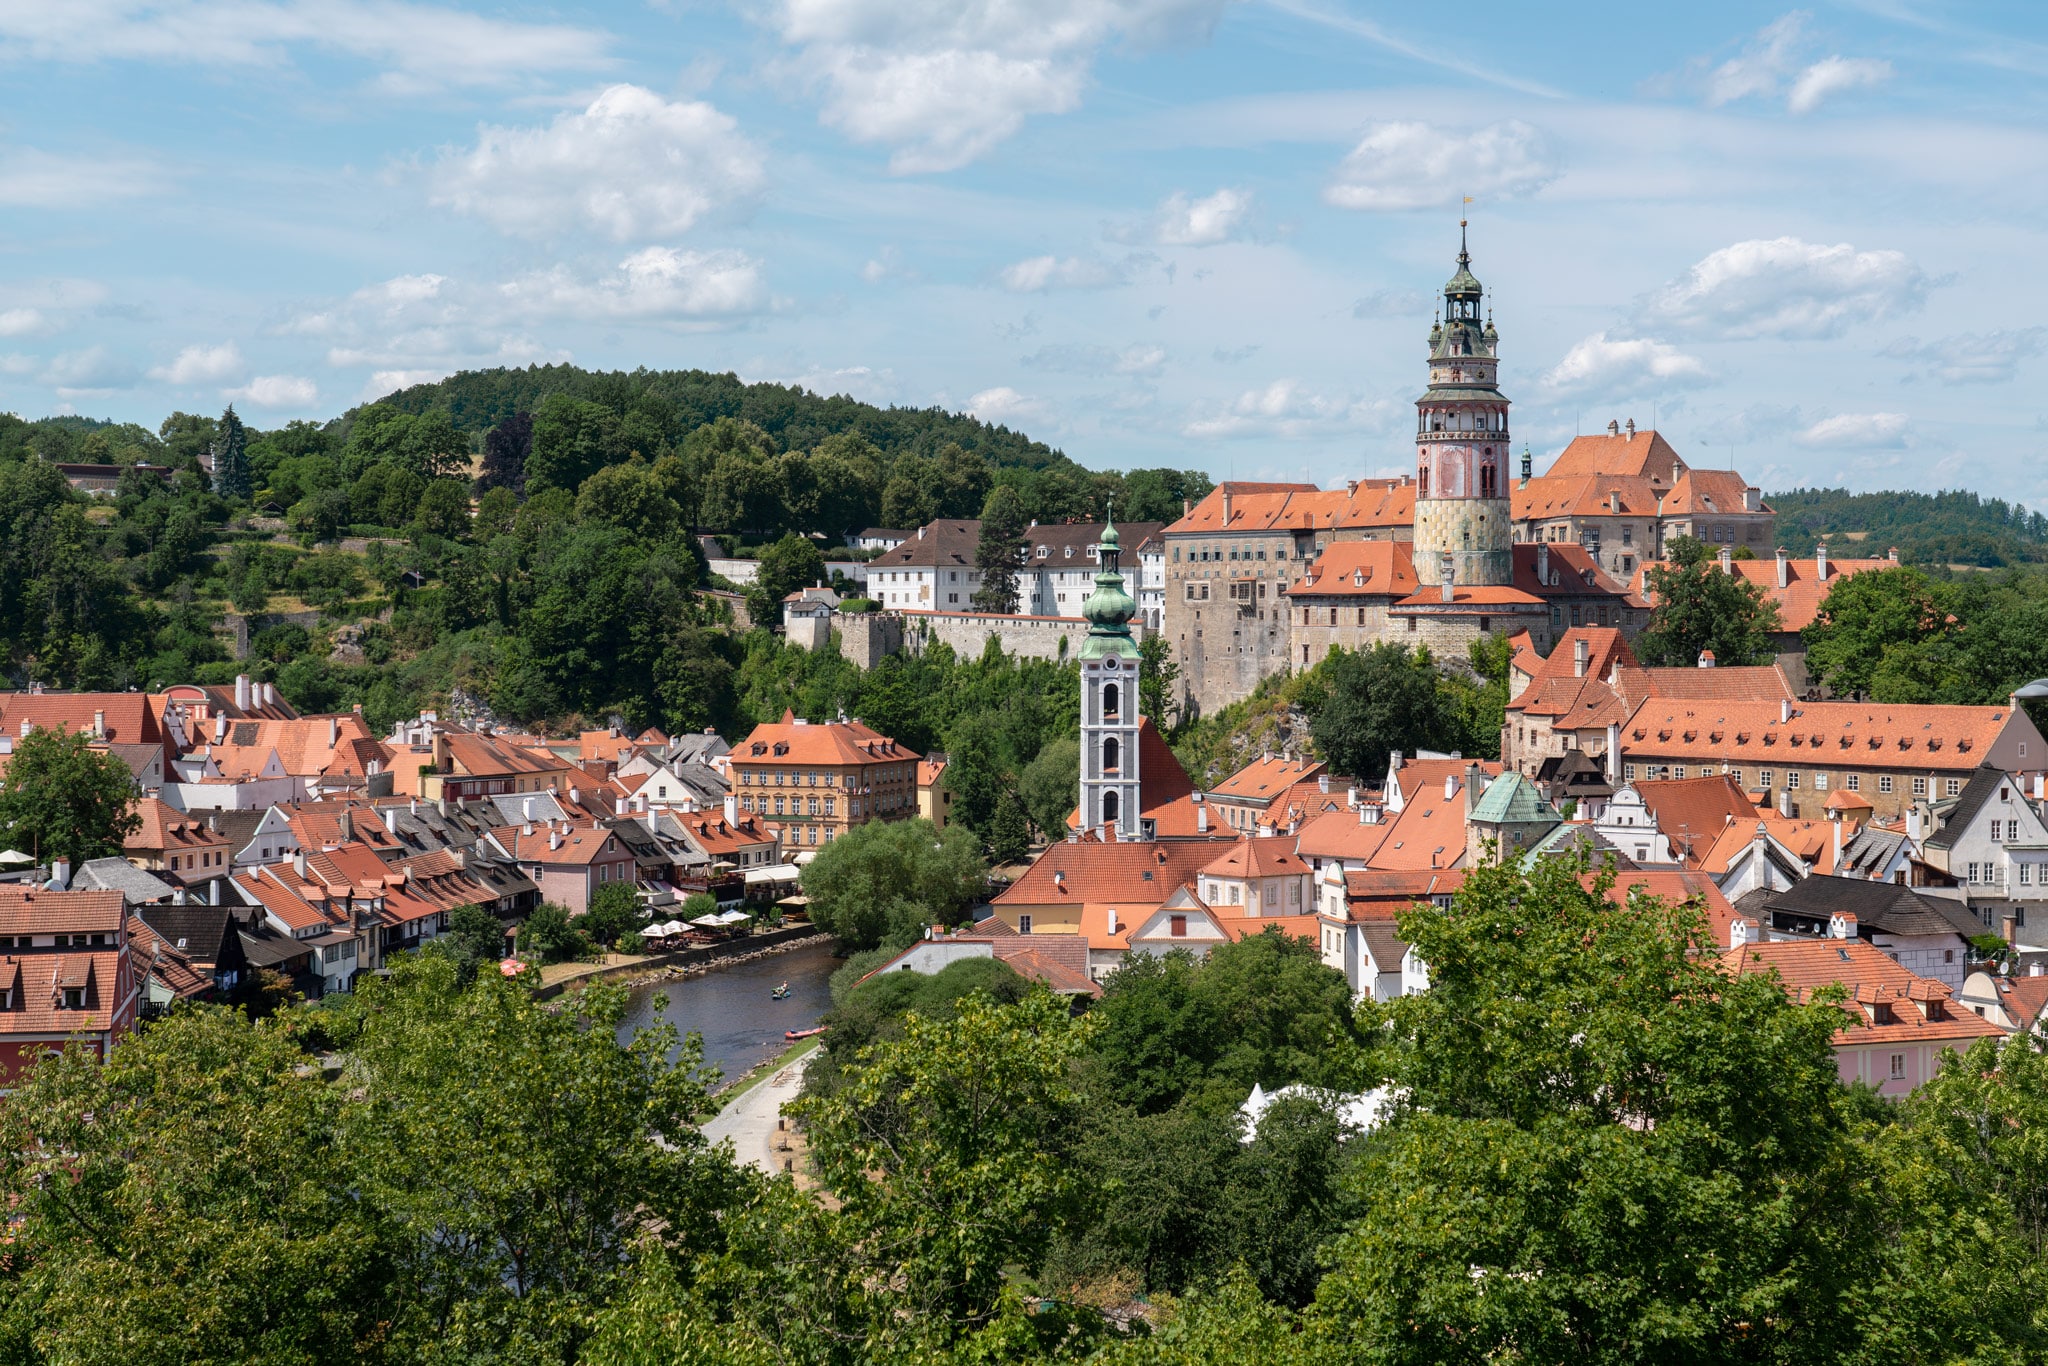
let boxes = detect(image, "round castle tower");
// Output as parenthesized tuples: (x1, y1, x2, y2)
(1413, 222, 1512, 589)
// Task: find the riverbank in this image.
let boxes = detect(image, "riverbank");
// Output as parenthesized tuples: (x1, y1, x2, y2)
(535, 927, 833, 1000)
(701, 1042, 818, 1176)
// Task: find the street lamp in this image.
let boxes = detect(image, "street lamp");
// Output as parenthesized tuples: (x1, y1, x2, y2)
(2019, 680, 2048, 700)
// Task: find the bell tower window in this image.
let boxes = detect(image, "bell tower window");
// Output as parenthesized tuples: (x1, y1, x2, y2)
(1103, 736, 1120, 774)
(1102, 682, 1119, 719)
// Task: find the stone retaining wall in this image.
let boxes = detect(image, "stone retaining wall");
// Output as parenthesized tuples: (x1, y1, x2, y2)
(534, 925, 829, 1001)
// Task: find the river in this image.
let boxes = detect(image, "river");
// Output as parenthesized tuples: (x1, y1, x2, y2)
(615, 940, 841, 1086)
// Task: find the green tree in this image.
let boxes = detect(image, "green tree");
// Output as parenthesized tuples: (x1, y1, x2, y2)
(1139, 631, 1181, 735)
(577, 461, 682, 542)
(788, 988, 1094, 1348)
(1016, 734, 1080, 841)
(516, 902, 587, 963)
(438, 902, 508, 985)
(746, 532, 827, 628)
(583, 880, 643, 948)
(1304, 642, 1457, 780)
(970, 484, 1027, 613)
(0, 725, 141, 864)
(211, 404, 251, 500)
(1636, 534, 1783, 667)
(525, 394, 625, 495)
(1804, 564, 1957, 699)
(1310, 855, 1875, 1364)
(410, 478, 472, 540)
(798, 817, 987, 952)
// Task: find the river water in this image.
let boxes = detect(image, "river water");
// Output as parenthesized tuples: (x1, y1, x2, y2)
(615, 940, 841, 1087)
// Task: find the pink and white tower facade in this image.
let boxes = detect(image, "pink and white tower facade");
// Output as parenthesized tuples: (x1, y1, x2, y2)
(1413, 222, 1513, 589)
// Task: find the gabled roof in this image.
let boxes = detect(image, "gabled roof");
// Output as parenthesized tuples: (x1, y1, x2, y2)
(0, 887, 125, 936)
(1632, 776, 1758, 864)
(1469, 771, 1562, 825)
(1757, 876, 1984, 939)
(135, 903, 238, 965)
(1166, 480, 1413, 536)
(1541, 428, 1690, 482)
(73, 857, 176, 905)
(1365, 792, 1470, 872)
(507, 822, 629, 867)
(1210, 755, 1324, 805)
(0, 692, 164, 750)
(124, 798, 231, 854)
(1199, 837, 1307, 880)
(1696, 817, 1839, 878)
(996, 839, 1216, 912)
(1925, 765, 2030, 852)
(1722, 938, 2004, 1045)
(127, 915, 209, 999)
(1622, 699, 2026, 772)
(737, 711, 919, 767)
(1295, 808, 1396, 863)
(1282, 540, 1419, 599)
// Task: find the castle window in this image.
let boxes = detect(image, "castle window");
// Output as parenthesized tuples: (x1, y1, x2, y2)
(1103, 682, 1120, 718)
(1103, 737, 1121, 774)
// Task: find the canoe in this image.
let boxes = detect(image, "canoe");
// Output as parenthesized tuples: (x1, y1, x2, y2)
(784, 1025, 828, 1041)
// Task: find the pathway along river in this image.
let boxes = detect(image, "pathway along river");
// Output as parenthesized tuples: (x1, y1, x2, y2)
(615, 940, 840, 1086)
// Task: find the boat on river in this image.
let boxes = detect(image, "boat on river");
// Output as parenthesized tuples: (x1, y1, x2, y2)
(785, 1025, 828, 1041)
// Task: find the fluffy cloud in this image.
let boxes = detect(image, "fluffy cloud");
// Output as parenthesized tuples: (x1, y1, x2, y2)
(149, 341, 244, 385)
(1882, 328, 2046, 385)
(226, 374, 319, 408)
(0, 308, 47, 337)
(1640, 237, 1926, 340)
(998, 254, 1131, 292)
(765, 0, 1232, 173)
(967, 385, 1046, 425)
(433, 85, 765, 241)
(41, 346, 139, 394)
(1324, 120, 1554, 212)
(1182, 379, 1393, 440)
(0, 1, 610, 92)
(1796, 412, 1910, 448)
(1699, 13, 1891, 114)
(1542, 333, 1710, 395)
(360, 369, 454, 403)
(497, 247, 766, 321)
(1154, 188, 1249, 246)
(1787, 56, 1892, 114)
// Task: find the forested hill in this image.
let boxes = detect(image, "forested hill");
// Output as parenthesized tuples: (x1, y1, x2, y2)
(1771, 487, 2048, 568)
(369, 364, 1068, 471)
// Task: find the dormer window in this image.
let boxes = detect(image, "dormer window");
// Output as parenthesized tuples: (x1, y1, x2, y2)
(61, 987, 84, 1010)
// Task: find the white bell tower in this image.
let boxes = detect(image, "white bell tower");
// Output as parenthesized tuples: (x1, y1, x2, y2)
(1078, 516, 1143, 840)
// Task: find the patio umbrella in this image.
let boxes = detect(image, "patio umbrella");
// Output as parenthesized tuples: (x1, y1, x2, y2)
(0, 850, 32, 865)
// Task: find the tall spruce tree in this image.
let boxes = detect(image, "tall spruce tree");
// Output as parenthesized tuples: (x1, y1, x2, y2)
(970, 484, 1027, 613)
(212, 404, 251, 501)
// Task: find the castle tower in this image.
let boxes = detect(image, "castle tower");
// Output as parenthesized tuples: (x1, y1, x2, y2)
(1078, 515, 1143, 840)
(1413, 222, 1512, 588)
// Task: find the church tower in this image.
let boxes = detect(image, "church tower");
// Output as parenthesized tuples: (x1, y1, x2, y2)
(1078, 515, 1143, 840)
(1413, 222, 1513, 588)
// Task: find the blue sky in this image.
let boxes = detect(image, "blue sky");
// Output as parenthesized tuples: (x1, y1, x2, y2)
(4, 1, 2046, 504)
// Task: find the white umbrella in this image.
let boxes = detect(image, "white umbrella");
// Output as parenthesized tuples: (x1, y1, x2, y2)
(689, 914, 724, 928)
(0, 850, 32, 865)
(715, 909, 751, 925)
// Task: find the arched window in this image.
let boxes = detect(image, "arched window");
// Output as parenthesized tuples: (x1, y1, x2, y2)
(1103, 736, 1121, 774)
(1419, 466, 1429, 497)
(1102, 681, 1120, 719)
(1103, 790, 1120, 824)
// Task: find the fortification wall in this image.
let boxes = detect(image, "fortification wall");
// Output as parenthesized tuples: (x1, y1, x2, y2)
(902, 610, 1084, 664)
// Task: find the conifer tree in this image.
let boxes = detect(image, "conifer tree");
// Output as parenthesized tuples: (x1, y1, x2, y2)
(212, 404, 251, 501)
(971, 484, 1027, 613)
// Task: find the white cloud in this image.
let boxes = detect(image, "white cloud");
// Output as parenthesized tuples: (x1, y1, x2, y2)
(149, 341, 244, 385)
(1324, 119, 1555, 212)
(497, 247, 766, 321)
(999, 254, 1130, 292)
(0, 145, 165, 207)
(777, 365, 899, 404)
(1182, 379, 1393, 439)
(1705, 12, 1807, 106)
(1882, 328, 2046, 385)
(359, 369, 454, 403)
(0, 1, 611, 91)
(1352, 288, 1429, 320)
(967, 385, 1045, 425)
(40, 346, 139, 394)
(0, 308, 47, 337)
(1796, 412, 1909, 448)
(433, 85, 765, 241)
(1154, 188, 1249, 246)
(226, 374, 319, 408)
(765, 0, 1232, 173)
(1640, 237, 1926, 340)
(1787, 56, 1892, 113)
(1542, 332, 1710, 395)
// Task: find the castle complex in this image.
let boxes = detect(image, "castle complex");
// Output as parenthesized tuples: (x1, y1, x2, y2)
(1161, 227, 1775, 718)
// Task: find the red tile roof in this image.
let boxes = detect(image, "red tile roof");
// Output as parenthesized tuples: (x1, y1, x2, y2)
(1296, 809, 1398, 864)
(1166, 480, 1414, 535)
(507, 822, 630, 868)
(0, 887, 125, 937)
(0, 692, 165, 753)
(1541, 429, 1691, 482)
(1629, 554, 1898, 633)
(996, 840, 1215, 916)
(125, 798, 231, 855)
(1632, 776, 1759, 863)
(1199, 837, 1307, 880)
(1282, 540, 1419, 599)
(1623, 699, 2026, 772)
(737, 711, 920, 767)
(1210, 755, 1324, 804)
(1723, 939, 2005, 1045)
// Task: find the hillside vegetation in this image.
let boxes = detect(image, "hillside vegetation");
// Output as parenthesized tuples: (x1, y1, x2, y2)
(1771, 486, 2048, 568)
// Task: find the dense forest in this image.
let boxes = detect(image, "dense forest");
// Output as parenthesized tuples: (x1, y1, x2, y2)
(1771, 486, 2048, 567)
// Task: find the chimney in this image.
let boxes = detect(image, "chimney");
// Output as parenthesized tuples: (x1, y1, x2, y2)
(1697, 649, 1716, 669)
(293, 849, 308, 878)
(549, 829, 562, 852)
(382, 807, 398, 834)
(262, 682, 277, 708)
(1346, 479, 1359, 496)
(1537, 542, 1549, 583)
(92, 709, 104, 738)
(1907, 806, 1924, 841)
(1196, 800, 1209, 834)
(1464, 762, 1482, 817)
(213, 713, 227, 744)
(1778, 788, 1794, 818)
(1607, 419, 1620, 436)
(1780, 698, 1793, 724)
(48, 857, 69, 891)
(1625, 418, 1635, 441)
(1717, 546, 1731, 574)
(569, 785, 582, 809)
(1815, 541, 1829, 580)
(1362, 801, 1383, 825)
(1605, 721, 1621, 782)
(723, 793, 739, 826)
(235, 674, 251, 711)
(1775, 547, 1789, 590)
(1573, 637, 1589, 678)
(1319, 773, 1331, 794)
(2035, 773, 2045, 802)
(1671, 461, 1682, 485)
(1444, 773, 1458, 802)
(328, 716, 339, 749)
(2003, 912, 2018, 947)
(1221, 488, 1233, 524)
(916, 525, 925, 539)
(1440, 552, 1455, 603)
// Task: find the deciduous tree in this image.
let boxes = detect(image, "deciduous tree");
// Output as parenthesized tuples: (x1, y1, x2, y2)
(1636, 533, 1782, 667)
(0, 725, 141, 864)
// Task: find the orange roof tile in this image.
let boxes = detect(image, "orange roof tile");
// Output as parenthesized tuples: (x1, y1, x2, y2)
(124, 798, 231, 854)
(0, 887, 125, 936)
(1629, 555, 1897, 633)
(1632, 776, 1758, 863)
(1623, 699, 2025, 773)
(1297, 808, 1398, 864)
(736, 711, 920, 768)
(1199, 837, 1308, 880)
(1211, 755, 1324, 804)
(996, 839, 1215, 914)
(507, 822, 631, 867)
(0, 692, 164, 750)
(1541, 429, 1690, 482)
(1166, 480, 1414, 536)
(1282, 540, 1419, 599)
(1723, 939, 2006, 1045)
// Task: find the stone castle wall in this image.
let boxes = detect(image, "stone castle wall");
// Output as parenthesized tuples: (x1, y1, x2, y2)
(904, 610, 1083, 664)
(1413, 497, 1513, 587)
(837, 613, 905, 670)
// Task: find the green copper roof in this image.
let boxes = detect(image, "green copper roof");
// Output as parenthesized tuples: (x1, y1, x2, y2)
(1079, 511, 1139, 660)
(1469, 771, 1562, 826)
